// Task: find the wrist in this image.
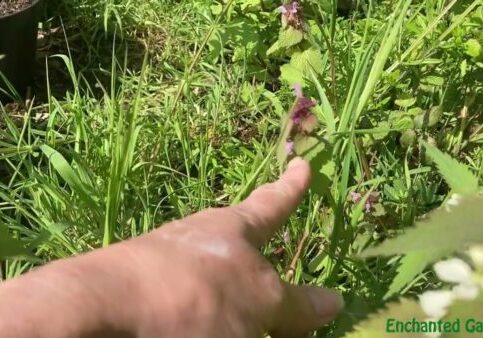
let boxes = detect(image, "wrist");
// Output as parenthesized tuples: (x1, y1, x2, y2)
(0, 245, 142, 337)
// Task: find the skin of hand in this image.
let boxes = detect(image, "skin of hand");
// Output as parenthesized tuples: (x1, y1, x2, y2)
(0, 157, 343, 338)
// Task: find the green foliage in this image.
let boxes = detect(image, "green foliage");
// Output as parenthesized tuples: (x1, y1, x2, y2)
(40, 145, 99, 211)
(343, 299, 426, 338)
(362, 194, 483, 258)
(294, 136, 335, 196)
(280, 48, 326, 86)
(0, 225, 30, 260)
(413, 107, 442, 129)
(267, 27, 304, 55)
(385, 252, 434, 299)
(423, 142, 479, 194)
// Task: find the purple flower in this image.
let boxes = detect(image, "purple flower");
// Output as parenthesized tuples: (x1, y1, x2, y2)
(351, 192, 362, 203)
(365, 201, 372, 213)
(278, 1, 305, 29)
(351, 191, 379, 213)
(289, 83, 317, 133)
(278, 1, 300, 15)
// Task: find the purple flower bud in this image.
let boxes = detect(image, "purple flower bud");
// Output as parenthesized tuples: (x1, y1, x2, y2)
(365, 202, 372, 213)
(351, 192, 362, 203)
(289, 84, 318, 134)
(278, 1, 305, 30)
(351, 191, 380, 213)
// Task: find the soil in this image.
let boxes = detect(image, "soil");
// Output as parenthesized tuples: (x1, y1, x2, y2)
(0, 0, 33, 17)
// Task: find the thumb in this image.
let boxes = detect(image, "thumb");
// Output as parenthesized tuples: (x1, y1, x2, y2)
(270, 284, 344, 338)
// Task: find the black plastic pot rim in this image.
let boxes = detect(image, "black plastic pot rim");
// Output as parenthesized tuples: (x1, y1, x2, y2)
(0, 0, 42, 19)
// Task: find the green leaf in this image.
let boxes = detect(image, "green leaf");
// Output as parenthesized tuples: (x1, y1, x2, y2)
(343, 299, 426, 338)
(267, 27, 303, 55)
(351, 0, 412, 124)
(389, 111, 414, 131)
(421, 75, 445, 86)
(294, 136, 334, 195)
(395, 97, 416, 108)
(423, 142, 479, 194)
(373, 121, 390, 140)
(239, 0, 260, 10)
(361, 194, 483, 259)
(290, 48, 324, 76)
(385, 252, 433, 299)
(465, 38, 481, 58)
(0, 224, 30, 259)
(40, 145, 99, 210)
(278, 27, 304, 49)
(399, 130, 416, 148)
(280, 48, 325, 86)
(280, 64, 305, 86)
(413, 106, 442, 129)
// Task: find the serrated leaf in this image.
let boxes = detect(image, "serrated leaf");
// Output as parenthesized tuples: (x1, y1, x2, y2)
(291, 48, 324, 76)
(308, 250, 329, 273)
(294, 136, 334, 195)
(343, 299, 426, 338)
(385, 252, 436, 299)
(389, 111, 414, 131)
(361, 195, 483, 259)
(280, 48, 325, 85)
(0, 224, 31, 259)
(267, 27, 303, 55)
(423, 142, 479, 194)
(280, 64, 305, 86)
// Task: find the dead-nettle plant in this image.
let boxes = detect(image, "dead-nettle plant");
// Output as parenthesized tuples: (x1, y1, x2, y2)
(345, 144, 483, 337)
(276, 82, 334, 200)
(273, 0, 483, 334)
(268, 1, 325, 87)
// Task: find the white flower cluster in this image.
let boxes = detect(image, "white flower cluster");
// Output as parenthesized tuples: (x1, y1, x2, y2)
(420, 258, 479, 318)
(419, 252, 483, 337)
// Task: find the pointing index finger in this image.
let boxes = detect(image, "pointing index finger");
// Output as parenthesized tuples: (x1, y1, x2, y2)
(233, 157, 311, 247)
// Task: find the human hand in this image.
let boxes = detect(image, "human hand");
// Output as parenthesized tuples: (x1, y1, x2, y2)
(0, 157, 343, 338)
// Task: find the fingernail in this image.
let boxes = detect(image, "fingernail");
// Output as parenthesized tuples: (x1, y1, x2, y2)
(287, 157, 306, 170)
(307, 288, 344, 319)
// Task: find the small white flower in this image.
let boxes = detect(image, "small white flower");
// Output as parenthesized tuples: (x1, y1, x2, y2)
(434, 258, 472, 284)
(419, 290, 454, 318)
(468, 246, 483, 267)
(452, 283, 479, 300)
(445, 193, 462, 211)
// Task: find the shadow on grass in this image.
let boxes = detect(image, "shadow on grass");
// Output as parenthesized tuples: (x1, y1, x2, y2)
(32, 1, 158, 102)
